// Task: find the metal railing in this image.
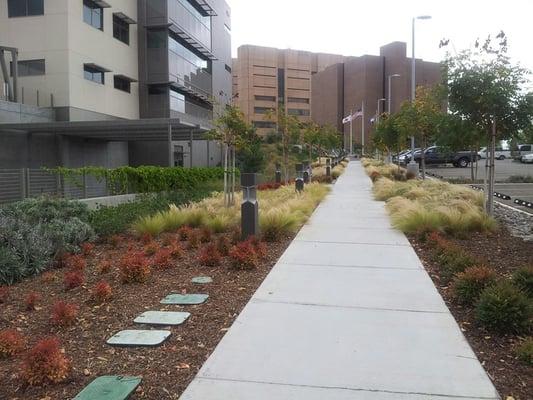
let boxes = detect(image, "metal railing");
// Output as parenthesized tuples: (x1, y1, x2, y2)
(1, 84, 55, 107)
(0, 168, 113, 204)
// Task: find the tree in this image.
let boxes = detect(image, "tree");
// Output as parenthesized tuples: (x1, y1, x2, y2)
(302, 122, 320, 160)
(373, 113, 403, 164)
(443, 32, 533, 214)
(209, 105, 254, 207)
(318, 124, 342, 158)
(236, 128, 266, 173)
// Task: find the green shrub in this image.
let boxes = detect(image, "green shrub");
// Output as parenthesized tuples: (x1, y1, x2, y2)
(515, 337, 533, 365)
(452, 266, 497, 304)
(475, 281, 532, 334)
(512, 266, 533, 297)
(436, 247, 475, 282)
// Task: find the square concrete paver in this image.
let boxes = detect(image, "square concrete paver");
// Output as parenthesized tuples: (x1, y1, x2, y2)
(107, 330, 171, 347)
(295, 225, 410, 246)
(134, 311, 190, 326)
(160, 294, 209, 305)
(196, 301, 498, 399)
(74, 376, 142, 400)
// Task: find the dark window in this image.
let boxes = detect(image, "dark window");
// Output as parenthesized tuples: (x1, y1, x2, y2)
(84, 65, 104, 84)
(287, 97, 309, 104)
(225, 64, 232, 73)
(114, 76, 130, 93)
(288, 108, 310, 116)
(253, 121, 276, 129)
(255, 95, 276, 102)
(254, 107, 274, 114)
(148, 84, 168, 95)
(113, 15, 129, 44)
(10, 59, 46, 76)
(147, 29, 167, 48)
(277, 68, 285, 104)
(83, 0, 103, 30)
(8, 0, 44, 17)
(173, 145, 184, 167)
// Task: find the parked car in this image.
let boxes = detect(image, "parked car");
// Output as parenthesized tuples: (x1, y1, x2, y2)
(399, 149, 422, 164)
(413, 146, 479, 168)
(521, 153, 533, 163)
(478, 146, 511, 160)
(511, 144, 533, 160)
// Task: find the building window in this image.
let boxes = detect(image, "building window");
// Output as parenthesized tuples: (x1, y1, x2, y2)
(84, 65, 104, 84)
(225, 64, 232, 73)
(10, 59, 45, 77)
(288, 108, 310, 116)
(255, 95, 276, 102)
(224, 23, 231, 34)
(83, 0, 103, 30)
(253, 121, 276, 129)
(8, 0, 44, 17)
(114, 76, 131, 93)
(147, 29, 167, 48)
(113, 15, 129, 45)
(254, 107, 274, 114)
(288, 97, 309, 104)
(277, 68, 285, 104)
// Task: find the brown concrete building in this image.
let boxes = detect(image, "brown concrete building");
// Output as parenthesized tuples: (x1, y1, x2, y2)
(232, 45, 345, 134)
(312, 42, 442, 150)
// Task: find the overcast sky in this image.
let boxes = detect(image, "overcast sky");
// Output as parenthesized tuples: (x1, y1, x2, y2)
(227, 0, 532, 74)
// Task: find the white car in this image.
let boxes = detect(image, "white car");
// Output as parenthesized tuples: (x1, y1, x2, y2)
(521, 153, 533, 163)
(478, 147, 511, 160)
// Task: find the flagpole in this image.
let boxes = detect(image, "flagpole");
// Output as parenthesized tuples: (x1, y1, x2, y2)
(361, 101, 365, 155)
(349, 108, 353, 155)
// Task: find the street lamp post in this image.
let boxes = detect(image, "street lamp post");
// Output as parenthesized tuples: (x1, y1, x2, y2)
(387, 74, 401, 114)
(376, 98, 386, 124)
(408, 15, 431, 175)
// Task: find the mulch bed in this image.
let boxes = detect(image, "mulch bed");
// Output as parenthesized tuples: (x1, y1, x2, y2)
(0, 232, 292, 400)
(410, 228, 533, 400)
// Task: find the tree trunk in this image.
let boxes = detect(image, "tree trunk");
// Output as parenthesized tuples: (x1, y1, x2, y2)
(486, 120, 497, 215)
(223, 143, 229, 207)
(421, 137, 426, 180)
(470, 146, 475, 182)
(231, 146, 236, 205)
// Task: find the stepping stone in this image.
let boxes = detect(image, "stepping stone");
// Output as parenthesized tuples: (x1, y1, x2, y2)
(192, 276, 212, 284)
(74, 376, 142, 400)
(134, 311, 190, 326)
(107, 330, 171, 347)
(160, 293, 209, 305)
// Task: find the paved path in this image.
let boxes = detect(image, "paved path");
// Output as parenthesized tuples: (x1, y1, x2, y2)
(180, 161, 500, 400)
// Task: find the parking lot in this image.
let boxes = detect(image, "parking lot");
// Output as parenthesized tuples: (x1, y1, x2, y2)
(425, 159, 533, 214)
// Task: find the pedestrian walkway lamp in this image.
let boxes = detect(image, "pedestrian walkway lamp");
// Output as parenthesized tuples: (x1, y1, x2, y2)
(295, 164, 304, 192)
(241, 173, 259, 240)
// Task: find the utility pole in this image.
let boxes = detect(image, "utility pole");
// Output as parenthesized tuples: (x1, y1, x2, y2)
(361, 101, 365, 155)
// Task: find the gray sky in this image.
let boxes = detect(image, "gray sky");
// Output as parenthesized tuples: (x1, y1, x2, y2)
(227, 0, 532, 73)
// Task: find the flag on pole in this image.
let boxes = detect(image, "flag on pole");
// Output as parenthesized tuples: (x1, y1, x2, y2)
(342, 109, 363, 124)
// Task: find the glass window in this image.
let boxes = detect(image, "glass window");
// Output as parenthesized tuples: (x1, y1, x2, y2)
(84, 65, 104, 84)
(225, 64, 232, 73)
(224, 23, 231, 34)
(253, 121, 276, 129)
(114, 76, 131, 93)
(254, 107, 274, 114)
(8, 0, 44, 17)
(113, 15, 129, 45)
(288, 108, 310, 116)
(147, 30, 167, 48)
(170, 88, 186, 113)
(10, 59, 46, 77)
(287, 97, 309, 104)
(255, 95, 276, 102)
(83, 0, 103, 30)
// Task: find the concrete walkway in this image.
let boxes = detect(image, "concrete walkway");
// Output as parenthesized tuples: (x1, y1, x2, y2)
(180, 161, 500, 400)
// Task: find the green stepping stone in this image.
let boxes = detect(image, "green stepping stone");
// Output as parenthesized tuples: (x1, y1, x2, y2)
(191, 276, 212, 284)
(134, 311, 190, 326)
(160, 293, 209, 305)
(107, 330, 171, 347)
(74, 376, 141, 400)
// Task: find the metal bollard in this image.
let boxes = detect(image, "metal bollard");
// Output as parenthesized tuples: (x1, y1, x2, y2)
(326, 158, 331, 177)
(275, 162, 281, 184)
(295, 163, 304, 192)
(241, 173, 259, 240)
(302, 160, 310, 184)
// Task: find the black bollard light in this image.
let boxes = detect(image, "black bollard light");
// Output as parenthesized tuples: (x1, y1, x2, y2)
(241, 173, 259, 240)
(275, 162, 281, 184)
(295, 164, 304, 192)
(302, 160, 310, 184)
(326, 158, 331, 177)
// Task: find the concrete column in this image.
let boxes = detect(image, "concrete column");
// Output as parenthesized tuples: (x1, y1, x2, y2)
(241, 173, 259, 240)
(167, 122, 173, 167)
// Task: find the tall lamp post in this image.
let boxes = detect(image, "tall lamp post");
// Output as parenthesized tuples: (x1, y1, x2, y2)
(387, 74, 401, 114)
(408, 15, 432, 175)
(376, 98, 386, 124)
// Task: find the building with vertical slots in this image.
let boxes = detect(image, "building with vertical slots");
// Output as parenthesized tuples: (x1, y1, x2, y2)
(0, 0, 232, 174)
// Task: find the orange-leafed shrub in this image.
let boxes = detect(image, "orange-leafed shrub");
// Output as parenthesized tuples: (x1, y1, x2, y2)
(144, 241, 159, 256)
(0, 329, 25, 358)
(169, 242, 183, 258)
(229, 241, 259, 270)
(92, 281, 112, 303)
(66, 254, 87, 271)
(0, 286, 9, 303)
(247, 236, 267, 258)
(369, 170, 382, 182)
(199, 227, 212, 243)
(177, 226, 193, 241)
(25, 292, 41, 311)
(153, 248, 174, 269)
(140, 233, 153, 245)
(187, 229, 201, 249)
(22, 337, 70, 386)
(50, 301, 78, 326)
(216, 236, 231, 256)
(198, 244, 222, 267)
(97, 259, 112, 274)
(41, 271, 55, 283)
(119, 251, 151, 283)
(452, 266, 497, 304)
(81, 242, 95, 256)
(63, 270, 84, 290)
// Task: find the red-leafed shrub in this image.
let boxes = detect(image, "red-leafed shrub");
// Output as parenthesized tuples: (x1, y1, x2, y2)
(0, 286, 9, 303)
(66, 254, 86, 271)
(140, 233, 153, 244)
(22, 337, 70, 386)
(187, 229, 201, 249)
(81, 242, 95, 256)
(169, 242, 183, 258)
(230, 227, 242, 244)
(97, 259, 112, 274)
(369, 171, 382, 182)
(92, 281, 112, 303)
(63, 270, 84, 290)
(216, 236, 231, 256)
(0, 329, 25, 358)
(161, 233, 174, 247)
(50, 301, 78, 326)
(153, 248, 174, 269)
(144, 241, 159, 256)
(41, 271, 55, 283)
(452, 266, 497, 304)
(198, 244, 222, 267)
(177, 226, 193, 241)
(258, 182, 282, 191)
(108, 234, 121, 248)
(25, 292, 41, 311)
(199, 227, 212, 243)
(247, 236, 267, 258)
(229, 241, 259, 270)
(119, 251, 151, 283)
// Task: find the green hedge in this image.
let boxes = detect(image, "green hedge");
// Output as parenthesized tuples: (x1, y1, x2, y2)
(51, 166, 228, 195)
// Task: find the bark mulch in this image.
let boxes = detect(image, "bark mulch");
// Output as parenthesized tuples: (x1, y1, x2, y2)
(410, 228, 533, 400)
(0, 232, 291, 400)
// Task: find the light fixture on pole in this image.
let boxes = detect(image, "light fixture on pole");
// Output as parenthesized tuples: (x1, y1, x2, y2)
(408, 15, 432, 175)
(387, 74, 400, 114)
